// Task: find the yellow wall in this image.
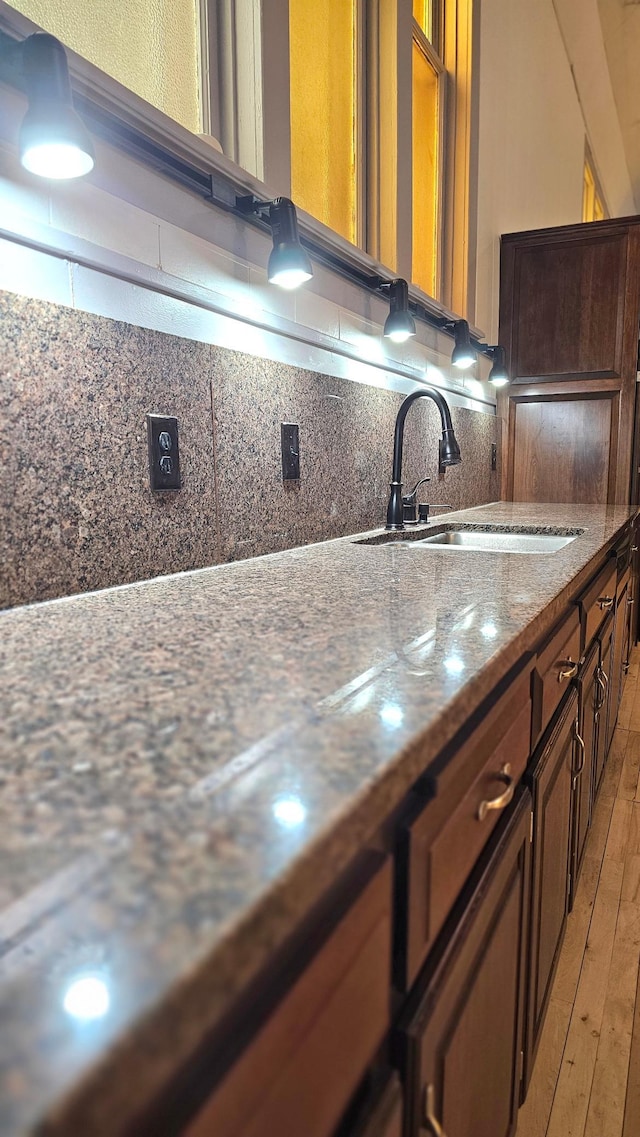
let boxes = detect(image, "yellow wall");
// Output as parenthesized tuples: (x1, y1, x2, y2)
(7, 0, 201, 134)
(289, 0, 358, 244)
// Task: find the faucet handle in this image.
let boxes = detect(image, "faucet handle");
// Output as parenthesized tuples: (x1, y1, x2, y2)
(402, 477, 431, 524)
(402, 477, 431, 506)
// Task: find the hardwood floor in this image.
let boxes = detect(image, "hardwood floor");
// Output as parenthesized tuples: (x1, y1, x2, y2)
(517, 651, 640, 1137)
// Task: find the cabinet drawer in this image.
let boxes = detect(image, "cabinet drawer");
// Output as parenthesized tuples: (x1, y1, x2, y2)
(532, 608, 581, 744)
(185, 859, 392, 1137)
(579, 560, 617, 648)
(399, 664, 532, 989)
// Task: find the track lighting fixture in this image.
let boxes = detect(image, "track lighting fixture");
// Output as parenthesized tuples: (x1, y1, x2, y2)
(487, 345, 510, 387)
(236, 195, 313, 290)
(380, 278, 417, 344)
(449, 319, 477, 370)
(6, 33, 95, 179)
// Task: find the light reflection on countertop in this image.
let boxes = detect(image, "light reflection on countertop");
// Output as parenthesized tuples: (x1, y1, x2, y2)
(0, 500, 635, 1137)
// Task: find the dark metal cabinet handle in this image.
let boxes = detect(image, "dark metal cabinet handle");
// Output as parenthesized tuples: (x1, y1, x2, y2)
(598, 596, 614, 610)
(573, 722, 586, 787)
(423, 1085, 447, 1137)
(477, 763, 515, 821)
(558, 658, 579, 683)
(595, 668, 606, 711)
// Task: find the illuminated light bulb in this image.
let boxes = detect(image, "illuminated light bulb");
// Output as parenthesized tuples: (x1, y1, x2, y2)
(21, 140, 94, 179)
(268, 265, 312, 290)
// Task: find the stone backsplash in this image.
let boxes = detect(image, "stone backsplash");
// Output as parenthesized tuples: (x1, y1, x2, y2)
(1, 290, 500, 608)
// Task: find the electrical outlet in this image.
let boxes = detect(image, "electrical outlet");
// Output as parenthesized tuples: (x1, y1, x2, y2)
(147, 414, 181, 491)
(491, 443, 497, 471)
(281, 423, 300, 481)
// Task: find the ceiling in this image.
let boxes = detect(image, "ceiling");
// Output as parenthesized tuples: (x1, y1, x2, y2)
(598, 0, 640, 210)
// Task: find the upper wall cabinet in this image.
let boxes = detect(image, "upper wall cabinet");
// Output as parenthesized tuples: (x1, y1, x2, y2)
(502, 230, 632, 382)
(499, 219, 640, 506)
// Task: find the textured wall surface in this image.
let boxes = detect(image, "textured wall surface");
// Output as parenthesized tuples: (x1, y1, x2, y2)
(1, 291, 500, 609)
(7, 0, 201, 133)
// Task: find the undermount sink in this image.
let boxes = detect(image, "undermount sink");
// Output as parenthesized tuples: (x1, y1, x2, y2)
(356, 524, 584, 554)
(413, 529, 578, 553)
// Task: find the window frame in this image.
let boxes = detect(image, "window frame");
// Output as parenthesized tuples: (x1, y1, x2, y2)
(0, 0, 480, 332)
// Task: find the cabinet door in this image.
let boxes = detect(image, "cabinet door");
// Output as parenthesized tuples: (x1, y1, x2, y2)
(525, 691, 577, 1086)
(502, 231, 629, 383)
(570, 644, 598, 908)
(595, 618, 613, 795)
(623, 586, 633, 680)
(631, 523, 640, 646)
(610, 572, 630, 733)
(400, 789, 532, 1137)
(499, 221, 640, 508)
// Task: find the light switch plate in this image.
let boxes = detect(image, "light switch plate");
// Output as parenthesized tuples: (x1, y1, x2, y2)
(147, 414, 181, 491)
(281, 423, 300, 481)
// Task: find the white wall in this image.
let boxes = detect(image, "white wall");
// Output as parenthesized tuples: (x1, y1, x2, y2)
(475, 0, 636, 340)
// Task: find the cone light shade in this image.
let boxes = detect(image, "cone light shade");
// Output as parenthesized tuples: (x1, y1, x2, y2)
(19, 34, 94, 180)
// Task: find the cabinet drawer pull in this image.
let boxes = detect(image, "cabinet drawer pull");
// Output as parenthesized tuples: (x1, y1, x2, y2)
(423, 1085, 447, 1137)
(477, 763, 515, 821)
(557, 659, 578, 683)
(573, 723, 586, 787)
(628, 596, 634, 606)
(595, 668, 606, 710)
(598, 596, 614, 610)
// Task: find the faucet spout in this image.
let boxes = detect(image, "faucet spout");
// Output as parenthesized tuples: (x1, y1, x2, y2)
(386, 387, 462, 530)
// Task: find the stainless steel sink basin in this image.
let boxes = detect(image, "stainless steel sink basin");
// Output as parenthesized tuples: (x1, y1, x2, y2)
(412, 530, 578, 553)
(355, 524, 583, 553)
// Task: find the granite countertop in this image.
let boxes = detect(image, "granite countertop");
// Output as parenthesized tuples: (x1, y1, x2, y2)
(0, 501, 635, 1136)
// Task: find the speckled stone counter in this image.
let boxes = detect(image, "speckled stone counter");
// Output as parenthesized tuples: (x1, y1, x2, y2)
(0, 501, 635, 1136)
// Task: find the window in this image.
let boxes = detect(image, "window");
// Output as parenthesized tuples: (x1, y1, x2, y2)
(6, 0, 203, 133)
(583, 152, 606, 223)
(412, 2, 444, 298)
(289, 0, 360, 245)
(4, 0, 475, 312)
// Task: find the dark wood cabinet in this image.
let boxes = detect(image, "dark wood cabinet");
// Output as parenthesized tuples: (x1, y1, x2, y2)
(610, 570, 631, 738)
(183, 859, 392, 1137)
(499, 219, 640, 506)
(631, 521, 640, 647)
(570, 643, 599, 908)
(400, 788, 532, 1137)
(398, 664, 533, 989)
(594, 616, 614, 795)
(524, 690, 577, 1087)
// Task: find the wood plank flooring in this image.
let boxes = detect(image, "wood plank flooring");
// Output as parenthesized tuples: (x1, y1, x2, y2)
(517, 652, 640, 1137)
